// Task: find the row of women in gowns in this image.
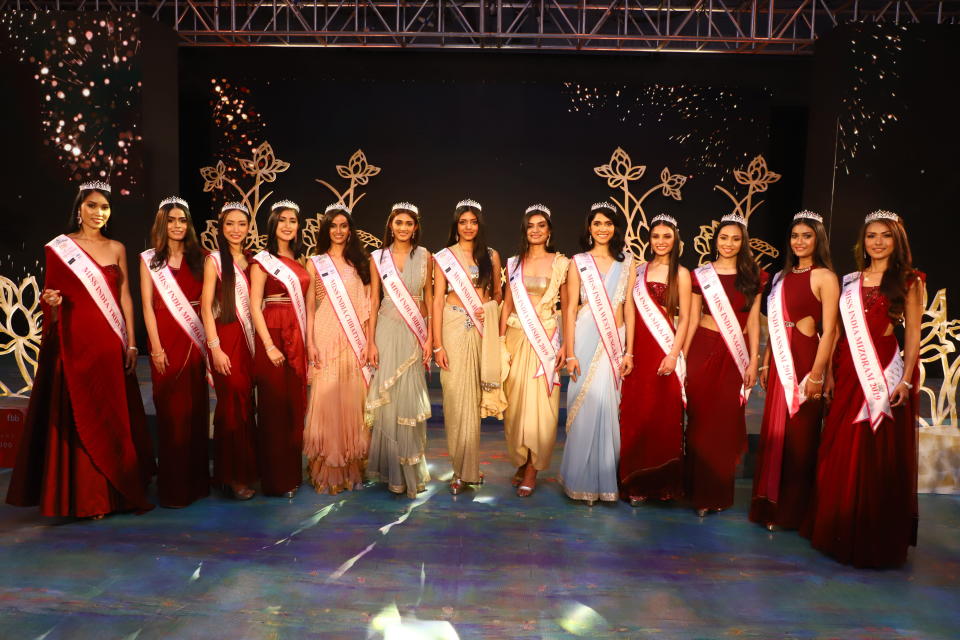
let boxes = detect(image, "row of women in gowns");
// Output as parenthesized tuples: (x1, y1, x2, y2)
(6, 183, 923, 569)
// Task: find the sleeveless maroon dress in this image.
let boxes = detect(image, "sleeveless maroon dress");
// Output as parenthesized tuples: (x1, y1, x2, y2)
(211, 260, 257, 488)
(685, 270, 768, 511)
(253, 256, 309, 496)
(150, 263, 210, 508)
(803, 273, 923, 568)
(750, 268, 823, 529)
(619, 279, 684, 501)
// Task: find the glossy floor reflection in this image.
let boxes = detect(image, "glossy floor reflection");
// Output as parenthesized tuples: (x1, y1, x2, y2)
(1, 419, 958, 640)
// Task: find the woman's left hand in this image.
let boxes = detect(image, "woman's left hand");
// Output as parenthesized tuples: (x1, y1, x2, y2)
(803, 376, 824, 401)
(124, 347, 138, 374)
(890, 381, 910, 407)
(620, 354, 634, 377)
(743, 364, 758, 390)
(657, 354, 677, 376)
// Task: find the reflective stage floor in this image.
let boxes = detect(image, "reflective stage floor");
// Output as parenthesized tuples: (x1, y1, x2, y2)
(1, 420, 959, 639)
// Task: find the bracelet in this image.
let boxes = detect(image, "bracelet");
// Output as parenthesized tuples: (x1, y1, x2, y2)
(901, 380, 914, 390)
(433, 346, 444, 353)
(150, 350, 165, 358)
(808, 375, 825, 384)
(207, 338, 221, 349)
(758, 365, 768, 371)
(624, 353, 634, 359)
(127, 346, 138, 354)
(665, 354, 678, 360)
(566, 356, 578, 361)
(266, 344, 278, 353)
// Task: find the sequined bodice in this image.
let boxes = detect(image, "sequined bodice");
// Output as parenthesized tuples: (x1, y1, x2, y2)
(523, 275, 550, 297)
(647, 280, 668, 306)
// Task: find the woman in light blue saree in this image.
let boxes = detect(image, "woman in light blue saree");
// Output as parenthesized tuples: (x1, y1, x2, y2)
(559, 202, 635, 505)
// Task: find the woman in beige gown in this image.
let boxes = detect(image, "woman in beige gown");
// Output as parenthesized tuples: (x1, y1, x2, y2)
(304, 204, 371, 494)
(432, 199, 504, 495)
(499, 205, 569, 497)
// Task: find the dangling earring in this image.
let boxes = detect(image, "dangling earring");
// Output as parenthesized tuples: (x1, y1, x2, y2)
(77, 213, 82, 226)
(588, 236, 594, 247)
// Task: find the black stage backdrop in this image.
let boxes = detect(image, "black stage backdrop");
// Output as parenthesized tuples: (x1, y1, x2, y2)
(178, 48, 810, 269)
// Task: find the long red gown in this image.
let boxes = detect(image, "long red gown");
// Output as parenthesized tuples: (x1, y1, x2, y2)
(253, 256, 309, 496)
(211, 260, 257, 488)
(619, 279, 684, 501)
(750, 269, 824, 529)
(685, 270, 768, 511)
(7, 245, 155, 517)
(150, 263, 210, 508)
(803, 275, 922, 568)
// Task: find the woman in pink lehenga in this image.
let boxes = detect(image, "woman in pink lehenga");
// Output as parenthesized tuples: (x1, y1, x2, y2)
(303, 204, 372, 494)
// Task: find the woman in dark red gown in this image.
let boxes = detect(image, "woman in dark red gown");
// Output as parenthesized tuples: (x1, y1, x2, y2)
(7, 182, 155, 518)
(201, 203, 257, 500)
(804, 211, 923, 568)
(751, 211, 839, 530)
(250, 201, 311, 498)
(683, 214, 767, 517)
(619, 214, 691, 504)
(140, 197, 210, 508)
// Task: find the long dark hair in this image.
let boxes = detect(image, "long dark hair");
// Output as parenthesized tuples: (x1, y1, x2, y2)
(714, 221, 762, 311)
(216, 206, 251, 324)
(646, 219, 682, 317)
(265, 206, 304, 259)
(446, 204, 494, 295)
(579, 205, 626, 261)
(517, 209, 557, 261)
(317, 211, 371, 285)
(67, 187, 112, 237)
(854, 215, 915, 320)
(149, 202, 204, 278)
(781, 215, 833, 274)
(381, 207, 421, 256)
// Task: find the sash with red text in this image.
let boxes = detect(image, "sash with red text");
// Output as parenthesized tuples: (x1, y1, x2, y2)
(208, 252, 255, 355)
(694, 263, 752, 404)
(632, 262, 686, 405)
(508, 256, 560, 396)
(372, 248, 429, 351)
(434, 247, 485, 336)
(252, 251, 308, 346)
(574, 253, 624, 390)
(312, 254, 373, 386)
(767, 272, 807, 417)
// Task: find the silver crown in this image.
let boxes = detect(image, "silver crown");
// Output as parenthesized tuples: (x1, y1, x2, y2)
(159, 196, 188, 209)
(793, 210, 823, 223)
(865, 209, 900, 223)
(79, 180, 111, 193)
(271, 199, 300, 213)
(392, 202, 420, 215)
(325, 203, 351, 215)
(221, 201, 249, 214)
(720, 213, 748, 227)
(525, 204, 551, 218)
(650, 213, 678, 228)
(591, 201, 615, 212)
(456, 198, 482, 212)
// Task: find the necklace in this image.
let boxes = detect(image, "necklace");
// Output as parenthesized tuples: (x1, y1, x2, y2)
(791, 265, 813, 273)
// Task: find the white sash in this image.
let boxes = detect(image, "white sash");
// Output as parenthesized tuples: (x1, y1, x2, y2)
(574, 253, 624, 390)
(694, 263, 752, 404)
(508, 256, 560, 396)
(372, 248, 428, 350)
(767, 272, 809, 417)
(141, 249, 213, 385)
(632, 262, 686, 405)
(252, 251, 307, 346)
(840, 273, 903, 432)
(208, 252, 255, 355)
(434, 247, 485, 336)
(312, 254, 372, 386)
(47, 234, 127, 350)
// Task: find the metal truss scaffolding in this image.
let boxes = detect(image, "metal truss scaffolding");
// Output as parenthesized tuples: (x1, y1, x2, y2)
(6, 0, 958, 53)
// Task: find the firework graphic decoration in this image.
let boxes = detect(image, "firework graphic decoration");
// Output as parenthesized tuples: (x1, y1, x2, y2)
(0, 10, 143, 192)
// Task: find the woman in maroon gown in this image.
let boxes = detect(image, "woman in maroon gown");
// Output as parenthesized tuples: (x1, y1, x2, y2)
(619, 214, 691, 504)
(250, 200, 312, 498)
(201, 203, 257, 500)
(751, 211, 839, 530)
(683, 213, 767, 517)
(804, 211, 923, 568)
(7, 182, 154, 518)
(140, 197, 210, 508)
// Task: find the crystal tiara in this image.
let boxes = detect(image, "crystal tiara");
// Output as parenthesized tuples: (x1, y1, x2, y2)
(159, 196, 188, 209)
(793, 210, 823, 223)
(864, 210, 900, 223)
(325, 202, 351, 215)
(525, 204, 551, 217)
(650, 213, 678, 227)
(456, 198, 482, 211)
(392, 202, 420, 216)
(221, 201, 249, 214)
(271, 199, 300, 213)
(591, 201, 615, 212)
(79, 180, 111, 193)
(719, 212, 747, 227)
